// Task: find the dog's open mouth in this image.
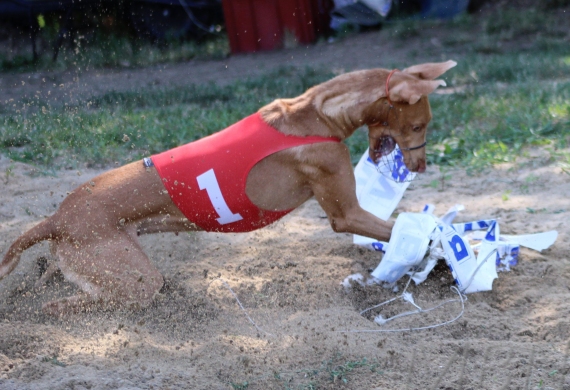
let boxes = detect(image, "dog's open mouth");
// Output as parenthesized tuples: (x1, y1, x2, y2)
(370, 135, 396, 163)
(369, 136, 418, 183)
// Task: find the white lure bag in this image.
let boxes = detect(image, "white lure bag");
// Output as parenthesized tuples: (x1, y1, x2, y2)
(370, 212, 438, 283)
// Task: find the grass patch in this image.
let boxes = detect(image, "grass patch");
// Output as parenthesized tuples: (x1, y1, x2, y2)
(0, 67, 333, 168)
(228, 352, 382, 389)
(1, 7, 569, 171)
(427, 79, 570, 171)
(1, 58, 569, 170)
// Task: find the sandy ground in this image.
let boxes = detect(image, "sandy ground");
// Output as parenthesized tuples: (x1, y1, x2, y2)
(2, 14, 570, 390)
(1, 149, 569, 389)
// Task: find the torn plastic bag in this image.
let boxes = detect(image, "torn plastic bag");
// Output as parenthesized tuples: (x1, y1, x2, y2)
(495, 242, 520, 270)
(439, 216, 499, 293)
(370, 213, 438, 283)
(409, 248, 442, 285)
(472, 230, 557, 271)
(439, 204, 465, 225)
(349, 147, 559, 294)
(352, 235, 388, 252)
(501, 231, 558, 252)
(353, 148, 415, 220)
(352, 147, 414, 250)
(452, 219, 496, 235)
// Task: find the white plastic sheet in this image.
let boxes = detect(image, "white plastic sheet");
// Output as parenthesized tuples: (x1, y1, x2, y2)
(353, 148, 414, 221)
(352, 147, 414, 252)
(350, 148, 558, 293)
(370, 213, 437, 283)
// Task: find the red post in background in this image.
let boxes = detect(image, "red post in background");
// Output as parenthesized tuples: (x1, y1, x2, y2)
(222, 0, 332, 54)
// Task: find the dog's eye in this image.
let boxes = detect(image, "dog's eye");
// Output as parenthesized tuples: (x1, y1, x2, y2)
(412, 125, 422, 132)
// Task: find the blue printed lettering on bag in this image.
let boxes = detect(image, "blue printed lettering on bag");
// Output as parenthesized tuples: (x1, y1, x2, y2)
(448, 234, 469, 263)
(372, 242, 387, 252)
(391, 150, 411, 182)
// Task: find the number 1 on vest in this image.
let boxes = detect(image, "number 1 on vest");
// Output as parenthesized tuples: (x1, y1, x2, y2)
(197, 169, 243, 225)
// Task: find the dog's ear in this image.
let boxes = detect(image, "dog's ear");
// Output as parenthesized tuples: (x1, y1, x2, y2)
(389, 79, 446, 104)
(402, 60, 457, 80)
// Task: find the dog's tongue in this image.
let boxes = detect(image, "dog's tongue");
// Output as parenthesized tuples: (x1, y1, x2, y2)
(370, 136, 396, 162)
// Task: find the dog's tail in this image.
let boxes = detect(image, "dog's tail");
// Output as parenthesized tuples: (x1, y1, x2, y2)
(0, 219, 57, 280)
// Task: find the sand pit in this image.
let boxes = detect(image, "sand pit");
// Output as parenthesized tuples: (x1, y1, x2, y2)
(1, 8, 570, 385)
(1, 147, 569, 389)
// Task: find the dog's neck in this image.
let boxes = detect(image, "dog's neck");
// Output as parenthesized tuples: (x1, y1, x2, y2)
(259, 69, 391, 140)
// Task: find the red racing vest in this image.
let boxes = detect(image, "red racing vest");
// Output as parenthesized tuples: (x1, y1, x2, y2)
(151, 112, 340, 232)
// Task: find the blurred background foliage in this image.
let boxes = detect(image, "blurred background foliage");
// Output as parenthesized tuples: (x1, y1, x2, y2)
(0, 0, 227, 71)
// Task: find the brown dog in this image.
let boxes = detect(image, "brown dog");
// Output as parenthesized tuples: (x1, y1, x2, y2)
(0, 60, 456, 315)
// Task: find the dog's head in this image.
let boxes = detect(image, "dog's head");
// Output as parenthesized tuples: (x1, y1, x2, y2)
(366, 60, 457, 173)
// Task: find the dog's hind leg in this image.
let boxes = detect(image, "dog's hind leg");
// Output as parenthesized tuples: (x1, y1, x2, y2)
(34, 261, 61, 289)
(42, 230, 164, 315)
(34, 242, 63, 290)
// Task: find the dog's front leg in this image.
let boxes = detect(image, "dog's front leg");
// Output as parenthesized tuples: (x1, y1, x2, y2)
(307, 144, 394, 242)
(319, 196, 394, 242)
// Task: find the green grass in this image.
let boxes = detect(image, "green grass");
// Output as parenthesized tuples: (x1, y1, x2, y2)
(0, 67, 333, 168)
(1, 6, 569, 171)
(228, 352, 382, 389)
(427, 76, 570, 169)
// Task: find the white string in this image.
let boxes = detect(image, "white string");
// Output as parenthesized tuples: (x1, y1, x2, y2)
(346, 268, 466, 332)
(345, 232, 498, 333)
(209, 243, 485, 337)
(209, 278, 275, 337)
(339, 286, 466, 333)
(376, 292, 463, 324)
(359, 274, 414, 315)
